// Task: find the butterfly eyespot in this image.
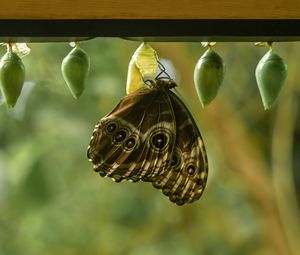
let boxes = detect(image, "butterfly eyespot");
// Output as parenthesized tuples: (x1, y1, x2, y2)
(114, 130, 127, 143)
(152, 134, 166, 149)
(150, 131, 170, 151)
(186, 165, 196, 175)
(106, 122, 117, 133)
(124, 137, 136, 150)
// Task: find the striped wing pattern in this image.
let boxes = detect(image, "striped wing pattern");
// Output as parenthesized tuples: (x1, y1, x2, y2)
(147, 90, 208, 205)
(87, 80, 208, 205)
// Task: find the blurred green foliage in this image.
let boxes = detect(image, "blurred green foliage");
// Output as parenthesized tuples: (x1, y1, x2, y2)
(0, 39, 299, 255)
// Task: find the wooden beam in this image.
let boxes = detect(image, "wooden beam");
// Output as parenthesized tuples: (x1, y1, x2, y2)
(0, 1, 300, 41)
(0, 0, 300, 19)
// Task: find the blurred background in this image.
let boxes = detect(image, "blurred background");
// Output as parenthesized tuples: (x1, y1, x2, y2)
(0, 38, 299, 255)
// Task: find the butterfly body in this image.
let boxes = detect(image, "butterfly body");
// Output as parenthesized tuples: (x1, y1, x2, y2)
(87, 79, 208, 205)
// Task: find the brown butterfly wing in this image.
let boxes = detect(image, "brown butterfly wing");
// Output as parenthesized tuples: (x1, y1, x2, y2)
(87, 86, 176, 182)
(147, 90, 208, 205)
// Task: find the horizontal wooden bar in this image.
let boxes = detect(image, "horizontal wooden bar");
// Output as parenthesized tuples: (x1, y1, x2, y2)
(0, 0, 300, 19)
(0, 20, 300, 42)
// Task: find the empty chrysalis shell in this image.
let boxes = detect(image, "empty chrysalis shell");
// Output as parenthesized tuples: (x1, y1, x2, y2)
(0, 50, 25, 107)
(194, 48, 225, 107)
(61, 46, 90, 99)
(126, 58, 144, 94)
(255, 49, 288, 109)
(133, 42, 158, 77)
(126, 42, 158, 94)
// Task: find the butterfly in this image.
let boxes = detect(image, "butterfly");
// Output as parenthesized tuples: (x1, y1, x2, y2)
(87, 71, 208, 205)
